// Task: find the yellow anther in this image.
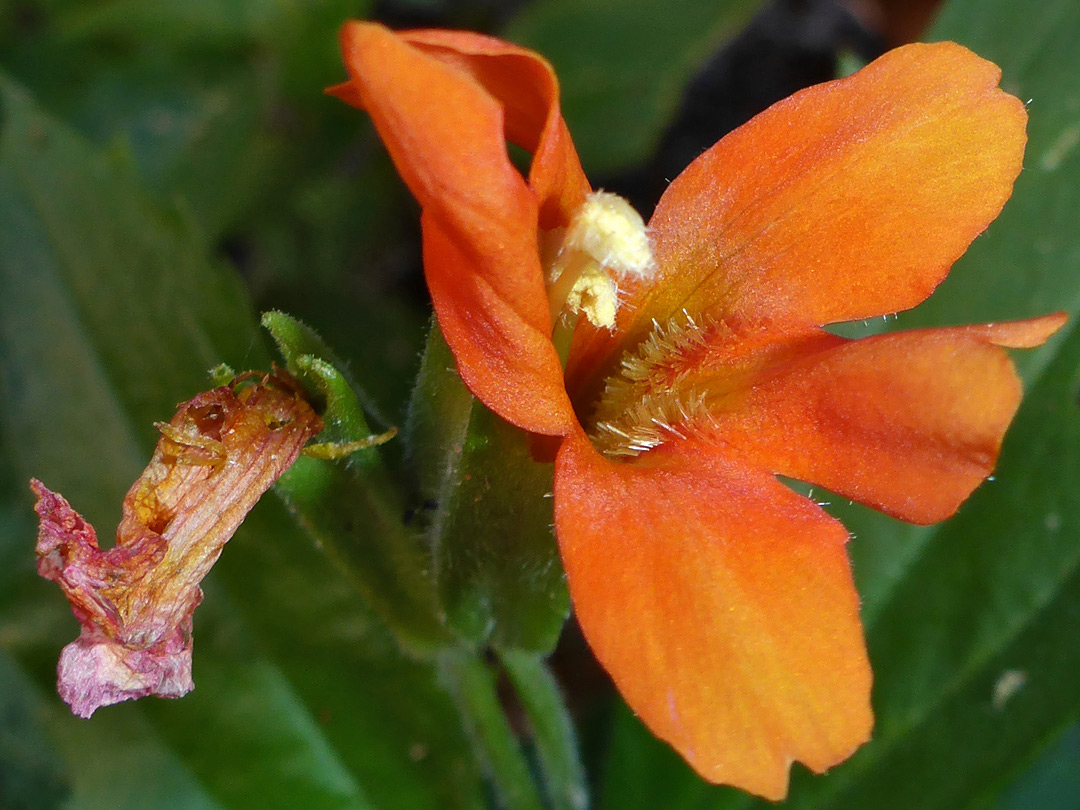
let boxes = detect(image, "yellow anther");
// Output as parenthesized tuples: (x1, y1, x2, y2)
(563, 191, 655, 280)
(566, 267, 619, 329)
(543, 191, 655, 332)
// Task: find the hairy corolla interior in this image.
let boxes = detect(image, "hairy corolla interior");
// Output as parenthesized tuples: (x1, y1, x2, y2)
(589, 313, 839, 459)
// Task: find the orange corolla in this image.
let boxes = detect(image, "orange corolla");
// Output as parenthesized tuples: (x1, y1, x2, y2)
(331, 23, 1064, 799)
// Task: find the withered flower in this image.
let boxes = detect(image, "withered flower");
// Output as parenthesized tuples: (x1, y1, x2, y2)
(32, 370, 322, 718)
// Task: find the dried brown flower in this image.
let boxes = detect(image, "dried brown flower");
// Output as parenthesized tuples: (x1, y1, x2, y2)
(32, 370, 322, 717)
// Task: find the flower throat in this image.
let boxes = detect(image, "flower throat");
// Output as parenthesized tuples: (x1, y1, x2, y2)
(541, 192, 715, 459)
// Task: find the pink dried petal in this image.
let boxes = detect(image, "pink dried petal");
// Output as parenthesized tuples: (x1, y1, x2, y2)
(33, 371, 323, 717)
(57, 624, 193, 719)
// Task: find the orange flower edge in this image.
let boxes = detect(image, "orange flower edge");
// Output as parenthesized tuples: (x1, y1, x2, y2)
(33, 371, 323, 718)
(335, 24, 1065, 799)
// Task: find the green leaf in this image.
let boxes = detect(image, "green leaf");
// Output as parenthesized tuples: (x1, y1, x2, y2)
(598, 703, 737, 810)
(437, 650, 545, 810)
(0, 651, 70, 810)
(58, 0, 326, 51)
(52, 0, 370, 109)
(786, 323, 1080, 809)
(2, 0, 377, 247)
(71, 65, 273, 239)
(133, 590, 378, 810)
(39, 701, 227, 810)
(794, 4, 1080, 805)
(507, 0, 763, 174)
(995, 721, 1080, 809)
(0, 72, 262, 520)
(0, 75, 480, 809)
(406, 325, 570, 653)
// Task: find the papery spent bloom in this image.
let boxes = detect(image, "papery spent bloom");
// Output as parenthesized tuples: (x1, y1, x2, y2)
(33, 370, 322, 718)
(331, 23, 1065, 798)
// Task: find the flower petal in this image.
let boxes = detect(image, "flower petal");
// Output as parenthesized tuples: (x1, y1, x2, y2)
(554, 430, 872, 800)
(335, 22, 574, 434)
(653, 39, 1026, 326)
(398, 28, 590, 228)
(569, 42, 1027, 385)
(958, 312, 1067, 348)
(423, 213, 578, 432)
(700, 319, 1063, 524)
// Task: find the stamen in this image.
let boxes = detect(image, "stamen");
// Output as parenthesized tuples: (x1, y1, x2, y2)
(563, 192, 655, 281)
(543, 191, 655, 331)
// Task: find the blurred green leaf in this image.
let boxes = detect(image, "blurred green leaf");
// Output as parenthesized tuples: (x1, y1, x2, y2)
(2, 0, 426, 430)
(500, 650, 588, 810)
(0, 75, 479, 809)
(788, 323, 1080, 809)
(3, 0, 379, 249)
(406, 326, 569, 653)
(995, 721, 1080, 809)
(597, 1, 1080, 808)
(814, 6, 1080, 805)
(0, 71, 261, 520)
(38, 699, 227, 810)
(0, 651, 69, 810)
(507, 0, 763, 174)
(598, 702, 737, 810)
(437, 650, 544, 810)
(56, 0, 358, 54)
(74, 67, 275, 240)
(2, 10, 275, 239)
(201, 496, 480, 810)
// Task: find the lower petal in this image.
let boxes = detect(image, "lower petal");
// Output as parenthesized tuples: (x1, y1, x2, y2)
(554, 430, 872, 800)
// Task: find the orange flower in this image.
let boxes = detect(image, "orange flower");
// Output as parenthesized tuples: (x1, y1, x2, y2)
(332, 23, 1064, 799)
(33, 371, 322, 718)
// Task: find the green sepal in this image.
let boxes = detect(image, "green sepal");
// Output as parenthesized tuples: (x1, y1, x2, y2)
(262, 310, 391, 463)
(406, 323, 570, 653)
(208, 363, 236, 387)
(263, 310, 451, 652)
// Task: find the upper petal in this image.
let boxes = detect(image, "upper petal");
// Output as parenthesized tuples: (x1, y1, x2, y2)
(568, 42, 1027, 387)
(423, 213, 577, 432)
(397, 28, 591, 228)
(334, 22, 575, 434)
(554, 429, 872, 800)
